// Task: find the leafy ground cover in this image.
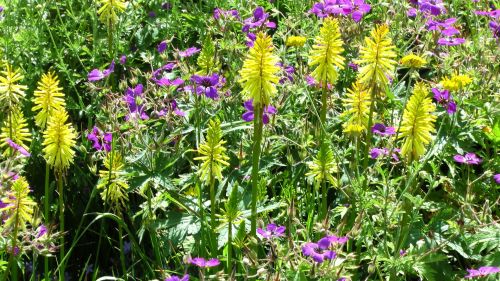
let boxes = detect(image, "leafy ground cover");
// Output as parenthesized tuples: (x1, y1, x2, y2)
(0, 0, 499, 280)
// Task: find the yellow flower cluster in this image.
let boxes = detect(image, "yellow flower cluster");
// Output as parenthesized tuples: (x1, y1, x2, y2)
(440, 73, 472, 91)
(400, 54, 427, 68)
(32, 71, 66, 129)
(42, 109, 77, 173)
(286, 36, 307, 47)
(342, 82, 371, 135)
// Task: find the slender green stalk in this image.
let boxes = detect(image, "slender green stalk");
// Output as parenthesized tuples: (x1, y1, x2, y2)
(147, 185, 163, 267)
(198, 182, 206, 256)
(362, 84, 378, 185)
(118, 223, 127, 277)
(3, 195, 21, 281)
(209, 175, 217, 255)
(44, 164, 50, 280)
(227, 219, 233, 275)
(57, 173, 65, 279)
(319, 81, 328, 219)
(251, 104, 264, 238)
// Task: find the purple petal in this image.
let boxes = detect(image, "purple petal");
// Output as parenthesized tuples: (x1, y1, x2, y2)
(88, 69, 104, 81)
(205, 258, 220, 267)
(262, 114, 270, 125)
(453, 155, 466, 163)
(242, 112, 254, 122)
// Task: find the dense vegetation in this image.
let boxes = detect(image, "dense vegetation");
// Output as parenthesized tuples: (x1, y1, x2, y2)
(0, 0, 499, 280)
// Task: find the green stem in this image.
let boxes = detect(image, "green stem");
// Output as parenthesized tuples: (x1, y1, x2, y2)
(198, 182, 206, 256)
(209, 175, 217, 255)
(251, 104, 264, 238)
(44, 164, 50, 280)
(57, 173, 65, 280)
(108, 22, 114, 59)
(362, 85, 378, 186)
(227, 219, 233, 275)
(147, 186, 162, 267)
(319, 83, 329, 219)
(118, 223, 127, 277)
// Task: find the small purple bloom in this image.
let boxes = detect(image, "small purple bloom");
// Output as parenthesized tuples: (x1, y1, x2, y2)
(242, 99, 277, 125)
(437, 37, 465, 46)
(119, 55, 127, 65)
(88, 60, 115, 82)
(87, 127, 112, 152)
(453, 152, 482, 165)
(370, 147, 401, 161)
(189, 257, 220, 268)
(348, 62, 358, 71)
(399, 249, 407, 256)
(371, 123, 396, 136)
(165, 275, 189, 281)
(493, 174, 500, 184)
(432, 88, 456, 114)
(214, 8, 239, 20)
(157, 100, 185, 117)
(242, 6, 275, 33)
(178, 47, 200, 58)
(158, 41, 167, 54)
(407, 8, 417, 17)
(418, 0, 446, 16)
(302, 240, 336, 263)
(465, 266, 500, 279)
(5, 138, 30, 157)
(190, 74, 224, 99)
(257, 223, 286, 239)
(36, 224, 48, 238)
(124, 84, 149, 121)
(489, 21, 500, 38)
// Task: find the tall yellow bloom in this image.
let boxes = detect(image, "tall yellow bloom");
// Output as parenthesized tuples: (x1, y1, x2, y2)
(97, 0, 127, 26)
(43, 109, 77, 173)
(355, 24, 397, 90)
(195, 119, 230, 184)
(0, 109, 31, 156)
(308, 18, 345, 85)
(239, 32, 280, 107)
(306, 144, 338, 188)
(400, 54, 427, 69)
(399, 82, 437, 161)
(32, 71, 66, 129)
(0, 176, 37, 231)
(97, 152, 129, 213)
(440, 72, 472, 91)
(286, 36, 307, 47)
(0, 64, 28, 108)
(341, 82, 371, 135)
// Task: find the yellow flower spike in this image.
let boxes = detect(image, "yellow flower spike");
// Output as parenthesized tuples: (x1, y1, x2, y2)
(0, 109, 31, 156)
(195, 118, 230, 184)
(341, 82, 371, 135)
(32, 71, 66, 129)
(399, 82, 437, 161)
(400, 53, 427, 69)
(0, 64, 28, 108)
(0, 176, 37, 231)
(239, 32, 280, 107)
(286, 36, 307, 47)
(308, 18, 345, 85)
(306, 143, 338, 188)
(97, 152, 129, 213)
(440, 72, 472, 91)
(97, 0, 127, 26)
(42, 109, 77, 173)
(355, 24, 397, 90)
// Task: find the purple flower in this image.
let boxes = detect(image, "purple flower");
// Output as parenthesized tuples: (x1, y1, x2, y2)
(242, 6, 275, 33)
(418, 0, 446, 16)
(308, 0, 370, 22)
(157, 100, 185, 117)
(5, 138, 30, 157)
(371, 123, 396, 136)
(493, 174, 500, 184)
(349, 0, 372, 22)
(257, 223, 286, 239)
(165, 275, 189, 281)
(242, 99, 277, 125)
(305, 75, 332, 90)
(370, 147, 401, 161)
(36, 224, 48, 238)
(87, 127, 112, 152)
(437, 37, 465, 46)
(453, 152, 482, 165)
(190, 74, 224, 99)
(432, 88, 456, 114)
(302, 239, 336, 263)
(348, 62, 358, 71)
(188, 257, 220, 268)
(178, 47, 200, 58)
(88, 60, 115, 82)
(124, 84, 149, 121)
(277, 62, 295, 84)
(324, 235, 349, 245)
(407, 7, 417, 17)
(213, 8, 239, 20)
(399, 249, 407, 256)
(148, 11, 156, 18)
(158, 41, 167, 53)
(119, 55, 127, 65)
(489, 21, 500, 38)
(465, 266, 500, 279)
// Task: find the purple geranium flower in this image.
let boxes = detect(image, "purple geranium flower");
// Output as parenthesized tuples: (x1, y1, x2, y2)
(418, 0, 446, 16)
(87, 126, 112, 152)
(453, 152, 482, 165)
(36, 224, 48, 238)
(165, 274, 189, 281)
(465, 266, 500, 279)
(157, 100, 185, 117)
(309, 0, 370, 22)
(370, 147, 401, 161)
(189, 74, 224, 99)
(213, 8, 239, 20)
(437, 37, 465, 46)
(257, 223, 286, 239)
(349, 0, 372, 22)
(494, 174, 500, 184)
(302, 238, 337, 263)
(124, 84, 149, 121)
(178, 47, 200, 58)
(242, 6, 276, 33)
(88, 60, 115, 82)
(371, 123, 396, 136)
(5, 138, 30, 157)
(489, 21, 500, 38)
(188, 257, 220, 268)
(242, 99, 277, 125)
(432, 88, 456, 114)
(119, 55, 126, 65)
(305, 75, 333, 90)
(277, 62, 295, 84)
(407, 7, 417, 17)
(400, 249, 407, 256)
(158, 41, 167, 53)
